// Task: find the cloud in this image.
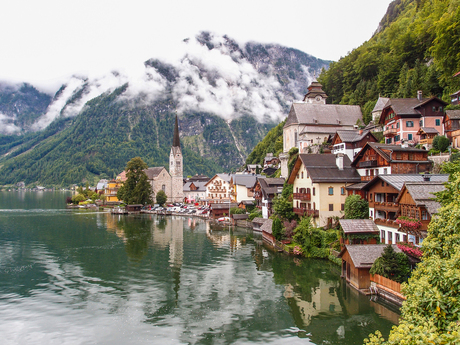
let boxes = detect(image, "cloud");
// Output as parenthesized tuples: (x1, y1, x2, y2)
(29, 32, 313, 131)
(0, 113, 21, 134)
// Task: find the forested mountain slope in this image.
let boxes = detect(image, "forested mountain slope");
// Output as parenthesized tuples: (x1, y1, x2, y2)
(319, 0, 460, 123)
(0, 32, 329, 186)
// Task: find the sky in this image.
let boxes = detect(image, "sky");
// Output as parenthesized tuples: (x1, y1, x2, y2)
(0, 0, 393, 94)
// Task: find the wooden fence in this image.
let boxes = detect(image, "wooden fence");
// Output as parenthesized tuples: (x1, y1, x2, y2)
(370, 274, 401, 294)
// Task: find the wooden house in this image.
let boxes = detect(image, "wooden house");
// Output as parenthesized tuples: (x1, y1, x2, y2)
(254, 177, 285, 219)
(445, 109, 460, 146)
(395, 181, 446, 244)
(252, 217, 266, 232)
(416, 127, 439, 150)
(351, 142, 432, 181)
(379, 92, 447, 145)
(209, 203, 237, 218)
(330, 129, 378, 162)
(339, 219, 379, 248)
(360, 174, 448, 245)
(260, 219, 274, 245)
(339, 244, 402, 291)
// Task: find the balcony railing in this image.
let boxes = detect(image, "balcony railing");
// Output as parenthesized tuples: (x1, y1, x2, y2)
(374, 218, 399, 228)
(293, 208, 319, 218)
(373, 201, 399, 211)
(419, 138, 433, 145)
(293, 192, 311, 201)
(383, 128, 398, 137)
(359, 160, 378, 168)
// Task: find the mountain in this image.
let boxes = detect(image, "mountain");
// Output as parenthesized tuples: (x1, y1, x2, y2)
(0, 32, 330, 187)
(318, 0, 460, 123)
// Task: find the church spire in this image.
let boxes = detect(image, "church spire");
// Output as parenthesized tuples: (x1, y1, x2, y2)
(173, 115, 181, 148)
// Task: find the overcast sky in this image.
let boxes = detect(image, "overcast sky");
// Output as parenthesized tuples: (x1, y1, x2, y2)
(0, 0, 393, 94)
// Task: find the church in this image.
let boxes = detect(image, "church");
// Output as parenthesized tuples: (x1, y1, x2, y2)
(145, 115, 184, 203)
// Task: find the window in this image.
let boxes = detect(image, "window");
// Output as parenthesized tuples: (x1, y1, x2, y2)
(370, 210, 373, 217)
(396, 122, 399, 128)
(301, 172, 304, 179)
(384, 168, 388, 174)
(408, 134, 413, 140)
(436, 119, 441, 126)
(439, 106, 443, 112)
(313, 188, 316, 196)
(162, 184, 166, 191)
(341, 203, 345, 211)
(341, 187, 345, 195)
(406, 121, 414, 127)
(381, 230, 385, 240)
(329, 204, 334, 211)
(328, 187, 334, 195)
(394, 135, 400, 142)
(386, 138, 392, 144)
(420, 120, 423, 127)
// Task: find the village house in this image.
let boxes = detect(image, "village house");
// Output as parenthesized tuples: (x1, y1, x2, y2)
(339, 219, 380, 248)
(105, 178, 123, 204)
(330, 129, 378, 162)
(379, 91, 447, 145)
(253, 177, 285, 219)
(444, 109, 460, 148)
(209, 202, 237, 219)
(205, 174, 232, 204)
(288, 154, 361, 227)
(395, 180, 446, 244)
(230, 174, 258, 203)
(358, 174, 448, 245)
(371, 96, 390, 125)
(351, 142, 432, 181)
(339, 244, 402, 291)
(283, 81, 363, 154)
(183, 181, 206, 203)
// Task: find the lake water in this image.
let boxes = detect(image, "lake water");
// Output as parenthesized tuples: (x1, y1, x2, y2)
(0, 191, 398, 345)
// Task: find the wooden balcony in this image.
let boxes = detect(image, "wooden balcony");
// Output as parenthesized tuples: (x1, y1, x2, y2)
(374, 218, 399, 228)
(293, 192, 311, 201)
(359, 160, 377, 168)
(293, 208, 319, 218)
(383, 128, 398, 137)
(373, 201, 399, 212)
(419, 138, 433, 145)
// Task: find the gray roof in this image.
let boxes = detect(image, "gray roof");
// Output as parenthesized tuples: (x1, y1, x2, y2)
(372, 96, 390, 113)
(334, 129, 375, 143)
(298, 154, 361, 183)
(285, 103, 362, 127)
(144, 167, 167, 179)
(210, 203, 238, 210)
(260, 219, 273, 234)
(252, 217, 266, 225)
(340, 244, 402, 268)
(446, 109, 460, 120)
(364, 174, 449, 191)
(339, 219, 379, 234)
(183, 181, 207, 192)
(419, 127, 439, 134)
(402, 182, 446, 215)
(232, 174, 259, 188)
(232, 214, 249, 220)
(259, 177, 285, 197)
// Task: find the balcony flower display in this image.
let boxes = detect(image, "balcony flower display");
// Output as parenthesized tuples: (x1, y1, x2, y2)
(396, 242, 423, 258)
(293, 246, 303, 256)
(395, 216, 422, 230)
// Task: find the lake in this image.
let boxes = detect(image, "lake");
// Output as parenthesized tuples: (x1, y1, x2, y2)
(0, 191, 398, 345)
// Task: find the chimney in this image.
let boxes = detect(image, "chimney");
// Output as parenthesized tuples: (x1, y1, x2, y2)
(336, 153, 344, 170)
(417, 90, 422, 101)
(401, 139, 408, 148)
(359, 129, 363, 135)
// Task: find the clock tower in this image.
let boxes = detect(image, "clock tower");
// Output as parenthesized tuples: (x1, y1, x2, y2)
(169, 115, 184, 203)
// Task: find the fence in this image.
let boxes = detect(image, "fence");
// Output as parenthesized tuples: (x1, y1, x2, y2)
(370, 274, 401, 294)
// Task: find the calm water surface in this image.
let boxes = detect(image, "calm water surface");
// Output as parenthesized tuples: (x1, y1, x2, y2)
(0, 191, 398, 345)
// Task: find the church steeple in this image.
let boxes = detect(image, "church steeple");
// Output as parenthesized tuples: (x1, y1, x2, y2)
(173, 115, 181, 148)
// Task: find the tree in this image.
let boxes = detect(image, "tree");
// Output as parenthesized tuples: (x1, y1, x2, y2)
(369, 245, 410, 283)
(272, 194, 296, 221)
(117, 157, 153, 205)
(156, 190, 167, 206)
(432, 135, 450, 153)
(343, 195, 369, 219)
(272, 217, 283, 241)
(365, 172, 460, 344)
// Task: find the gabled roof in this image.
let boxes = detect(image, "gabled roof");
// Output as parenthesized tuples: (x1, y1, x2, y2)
(379, 97, 448, 124)
(445, 109, 460, 120)
(289, 154, 361, 184)
(259, 177, 285, 197)
(144, 167, 168, 179)
(339, 219, 379, 234)
(339, 244, 402, 268)
(183, 181, 207, 192)
(260, 219, 273, 234)
(232, 174, 259, 188)
(332, 129, 377, 144)
(416, 127, 439, 135)
(284, 103, 362, 127)
(205, 173, 232, 186)
(372, 96, 390, 113)
(362, 174, 449, 191)
(396, 181, 446, 215)
(351, 142, 429, 167)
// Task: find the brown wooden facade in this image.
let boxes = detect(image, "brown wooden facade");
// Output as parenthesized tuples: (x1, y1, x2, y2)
(340, 250, 371, 290)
